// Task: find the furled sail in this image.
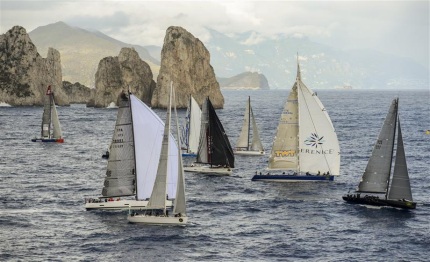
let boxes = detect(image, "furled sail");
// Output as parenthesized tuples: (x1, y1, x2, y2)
(102, 93, 135, 197)
(388, 118, 413, 201)
(358, 99, 398, 193)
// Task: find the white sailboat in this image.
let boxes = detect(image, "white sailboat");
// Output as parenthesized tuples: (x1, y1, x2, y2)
(85, 91, 177, 210)
(128, 82, 187, 225)
(234, 96, 265, 156)
(32, 85, 64, 143)
(343, 98, 416, 209)
(181, 95, 201, 157)
(183, 97, 235, 176)
(252, 59, 340, 182)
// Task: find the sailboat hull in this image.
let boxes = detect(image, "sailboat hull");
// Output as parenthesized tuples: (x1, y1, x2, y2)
(251, 174, 334, 182)
(184, 165, 232, 176)
(342, 195, 416, 210)
(84, 199, 173, 210)
(234, 150, 265, 156)
(182, 152, 197, 157)
(127, 214, 188, 225)
(31, 138, 64, 143)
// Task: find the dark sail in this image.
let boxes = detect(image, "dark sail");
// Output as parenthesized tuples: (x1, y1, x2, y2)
(207, 98, 235, 168)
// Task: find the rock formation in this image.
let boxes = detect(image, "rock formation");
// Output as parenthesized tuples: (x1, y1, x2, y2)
(62, 81, 94, 104)
(218, 72, 270, 90)
(0, 26, 68, 105)
(152, 26, 224, 109)
(94, 47, 155, 107)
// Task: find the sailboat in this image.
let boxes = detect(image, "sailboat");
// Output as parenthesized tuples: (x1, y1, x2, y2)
(31, 85, 64, 143)
(181, 95, 201, 157)
(343, 98, 416, 209)
(128, 83, 187, 225)
(183, 97, 235, 176)
(252, 60, 340, 182)
(85, 91, 177, 210)
(234, 96, 265, 156)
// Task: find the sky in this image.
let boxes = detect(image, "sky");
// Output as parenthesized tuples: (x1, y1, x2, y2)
(0, 0, 429, 68)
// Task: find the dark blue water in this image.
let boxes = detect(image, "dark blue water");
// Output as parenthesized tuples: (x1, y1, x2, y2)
(1, 89, 429, 261)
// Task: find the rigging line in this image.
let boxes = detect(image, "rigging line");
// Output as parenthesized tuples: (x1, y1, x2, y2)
(297, 80, 333, 174)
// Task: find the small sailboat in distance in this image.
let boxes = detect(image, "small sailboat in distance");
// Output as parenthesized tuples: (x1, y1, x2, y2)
(32, 85, 64, 143)
(252, 58, 340, 182)
(343, 98, 416, 209)
(183, 97, 235, 176)
(234, 96, 265, 156)
(128, 82, 187, 225)
(181, 95, 201, 157)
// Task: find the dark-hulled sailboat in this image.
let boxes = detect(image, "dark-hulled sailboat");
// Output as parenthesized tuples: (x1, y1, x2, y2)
(343, 98, 416, 209)
(183, 97, 234, 175)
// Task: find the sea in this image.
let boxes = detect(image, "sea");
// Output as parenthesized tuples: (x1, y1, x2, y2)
(0, 89, 429, 262)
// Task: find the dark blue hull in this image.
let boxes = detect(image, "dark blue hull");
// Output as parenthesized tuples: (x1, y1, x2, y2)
(31, 138, 64, 143)
(182, 153, 197, 157)
(251, 174, 334, 182)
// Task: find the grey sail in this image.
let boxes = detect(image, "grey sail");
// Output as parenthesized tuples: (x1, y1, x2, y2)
(197, 98, 209, 163)
(388, 119, 413, 201)
(250, 107, 264, 151)
(102, 93, 135, 197)
(172, 87, 186, 215)
(51, 94, 62, 139)
(358, 99, 398, 193)
(147, 85, 172, 210)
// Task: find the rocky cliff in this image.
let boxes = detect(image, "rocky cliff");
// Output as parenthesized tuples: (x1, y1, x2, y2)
(0, 26, 68, 105)
(62, 81, 94, 104)
(218, 72, 270, 90)
(152, 26, 224, 109)
(94, 47, 155, 107)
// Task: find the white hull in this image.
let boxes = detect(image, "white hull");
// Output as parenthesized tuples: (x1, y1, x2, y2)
(234, 150, 265, 156)
(183, 165, 232, 176)
(127, 215, 188, 225)
(84, 199, 172, 210)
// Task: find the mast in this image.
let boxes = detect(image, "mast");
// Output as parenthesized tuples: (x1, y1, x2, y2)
(296, 59, 301, 173)
(385, 98, 398, 199)
(129, 91, 138, 200)
(247, 96, 251, 150)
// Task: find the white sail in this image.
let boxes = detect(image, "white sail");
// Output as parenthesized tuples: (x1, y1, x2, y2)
(250, 106, 264, 151)
(388, 118, 413, 201)
(173, 87, 187, 215)
(268, 82, 299, 170)
(51, 97, 62, 139)
(297, 77, 340, 176)
(147, 85, 173, 210)
(197, 98, 209, 163)
(130, 95, 178, 200)
(188, 96, 201, 154)
(236, 99, 251, 149)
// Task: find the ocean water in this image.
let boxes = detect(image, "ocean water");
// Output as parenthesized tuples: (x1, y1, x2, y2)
(0, 89, 429, 261)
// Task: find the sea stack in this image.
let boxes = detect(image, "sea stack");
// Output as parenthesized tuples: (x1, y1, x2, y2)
(94, 47, 156, 107)
(0, 26, 68, 105)
(152, 26, 224, 109)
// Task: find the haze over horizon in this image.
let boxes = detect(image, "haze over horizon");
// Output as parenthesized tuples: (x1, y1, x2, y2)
(1, 0, 428, 71)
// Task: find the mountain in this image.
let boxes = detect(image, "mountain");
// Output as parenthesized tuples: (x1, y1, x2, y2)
(205, 28, 428, 89)
(218, 72, 269, 90)
(28, 21, 160, 88)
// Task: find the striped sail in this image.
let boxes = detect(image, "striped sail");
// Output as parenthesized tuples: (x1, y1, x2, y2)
(102, 93, 135, 197)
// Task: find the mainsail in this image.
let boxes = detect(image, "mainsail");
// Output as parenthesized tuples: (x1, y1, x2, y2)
(182, 96, 201, 154)
(197, 98, 235, 168)
(236, 96, 264, 152)
(51, 94, 62, 139)
(102, 93, 135, 197)
(268, 62, 340, 175)
(357, 99, 398, 193)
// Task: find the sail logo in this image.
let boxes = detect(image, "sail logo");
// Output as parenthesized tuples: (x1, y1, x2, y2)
(304, 133, 324, 148)
(275, 150, 296, 157)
